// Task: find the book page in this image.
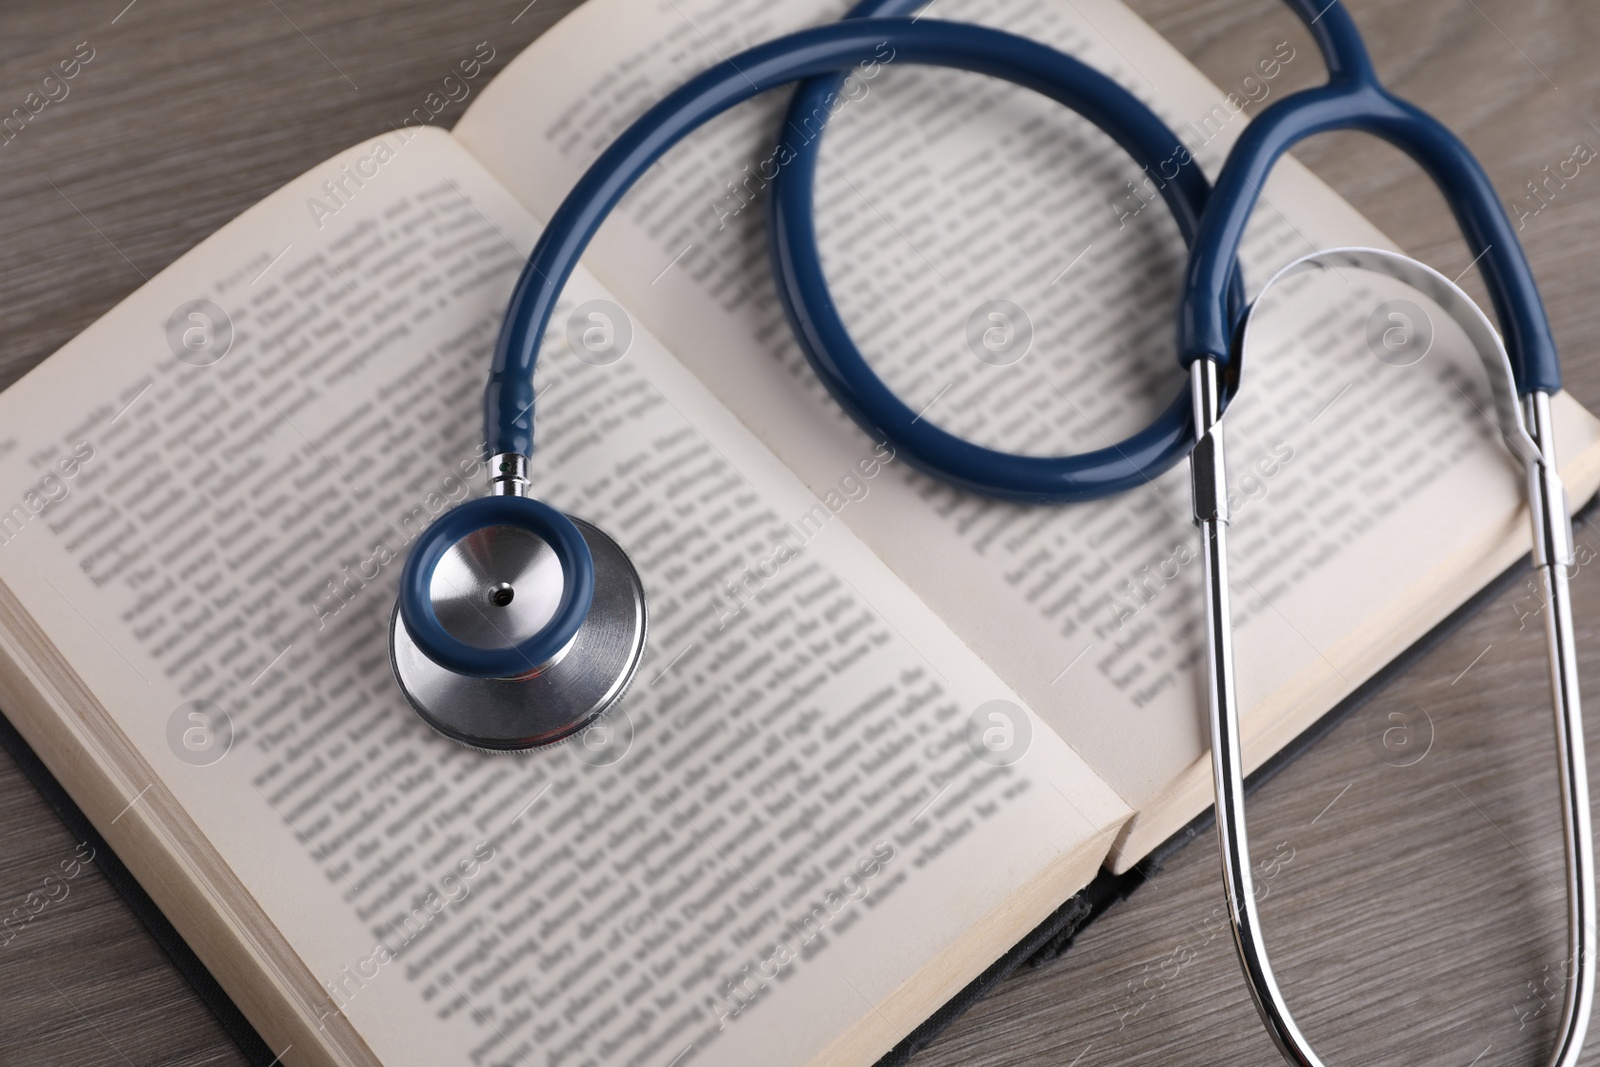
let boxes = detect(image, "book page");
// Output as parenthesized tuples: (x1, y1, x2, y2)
(453, 0, 1600, 863)
(0, 129, 1129, 1065)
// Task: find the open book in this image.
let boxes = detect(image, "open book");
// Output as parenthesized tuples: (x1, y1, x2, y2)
(2, 0, 1597, 1064)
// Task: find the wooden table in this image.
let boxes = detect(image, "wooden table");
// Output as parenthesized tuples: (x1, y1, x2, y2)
(1, 0, 1597, 1063)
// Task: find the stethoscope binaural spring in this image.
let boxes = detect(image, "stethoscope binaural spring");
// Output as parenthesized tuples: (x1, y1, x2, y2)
(387, 1, 1594, 1064)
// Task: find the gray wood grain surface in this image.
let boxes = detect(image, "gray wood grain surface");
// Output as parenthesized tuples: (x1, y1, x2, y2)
(0, 0, 1597, 1064)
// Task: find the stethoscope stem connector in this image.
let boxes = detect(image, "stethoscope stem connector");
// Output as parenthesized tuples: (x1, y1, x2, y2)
(489, 451, 530, 498)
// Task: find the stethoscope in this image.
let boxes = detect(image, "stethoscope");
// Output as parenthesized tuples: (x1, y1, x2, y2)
(386, 0, 1595, 1063)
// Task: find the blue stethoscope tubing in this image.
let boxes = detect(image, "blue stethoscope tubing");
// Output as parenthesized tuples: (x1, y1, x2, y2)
(484, 0, 1561, 503)
(483, 12, 1247, 504)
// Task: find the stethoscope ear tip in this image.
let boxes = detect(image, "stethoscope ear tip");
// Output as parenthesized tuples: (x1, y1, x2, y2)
(390, 502, 648, 752)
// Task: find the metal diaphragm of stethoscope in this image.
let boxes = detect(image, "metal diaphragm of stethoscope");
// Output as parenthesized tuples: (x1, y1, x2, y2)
(387, 0, 1595, 1062)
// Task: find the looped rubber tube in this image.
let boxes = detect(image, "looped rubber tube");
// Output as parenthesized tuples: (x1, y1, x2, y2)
(485, 14, 1244, 502)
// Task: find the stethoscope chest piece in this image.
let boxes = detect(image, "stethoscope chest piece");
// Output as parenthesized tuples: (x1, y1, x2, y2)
(390, 492, 647, 752)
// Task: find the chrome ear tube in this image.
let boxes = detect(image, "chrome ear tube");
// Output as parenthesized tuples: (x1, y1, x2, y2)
(1190, 248, 1595, 1067)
